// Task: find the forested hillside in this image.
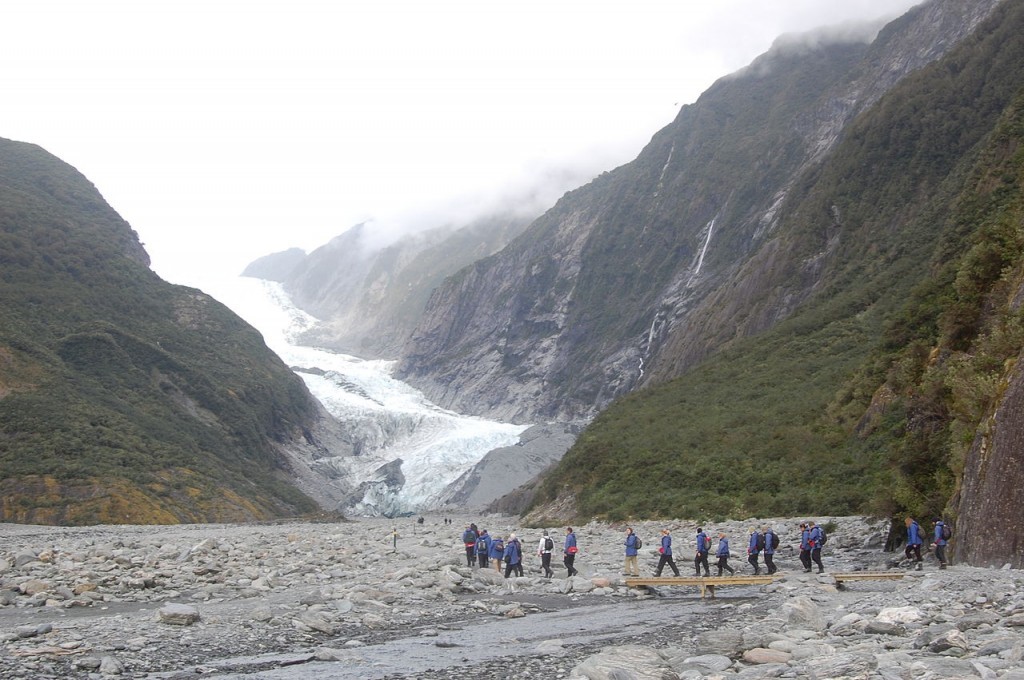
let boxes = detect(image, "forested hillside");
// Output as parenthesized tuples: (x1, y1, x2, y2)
(527, 0, 1024, 549)
(0, 138, 336, 524)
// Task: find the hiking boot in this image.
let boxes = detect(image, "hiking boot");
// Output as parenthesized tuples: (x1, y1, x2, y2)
(818, 568, 824, 574)
(704, 572, 711, 577)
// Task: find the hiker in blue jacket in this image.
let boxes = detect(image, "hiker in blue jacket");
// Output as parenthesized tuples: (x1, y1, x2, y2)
(932, 519, 948, 570)
(488, 534, 505, 573)
(624, 527, 640, 577)
(904, 517, 923, 570)
(475, 529, 490, 569)
(715, 531, 735, 576)
(654, 529, 680, 577)
(462, 524, 479, 567)
(503, 533, 523, 579)
(694, 528, 711, 577)
(799, 523, 812, 572)
(563, 527, 579, 577)
(747, 527, 763, 575)
(808, 521, 825, 573)
(762, 525, 777, 575)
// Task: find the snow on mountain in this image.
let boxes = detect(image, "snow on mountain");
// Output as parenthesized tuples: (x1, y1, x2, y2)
(196, 275, 528, 515)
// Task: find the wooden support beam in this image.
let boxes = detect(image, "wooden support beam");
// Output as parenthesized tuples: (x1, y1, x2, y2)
(832, 571, 907, 584)
(625, 575, 776, 598)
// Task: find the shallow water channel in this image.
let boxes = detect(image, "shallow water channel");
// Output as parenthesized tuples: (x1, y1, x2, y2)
(205, 592, 724, 679)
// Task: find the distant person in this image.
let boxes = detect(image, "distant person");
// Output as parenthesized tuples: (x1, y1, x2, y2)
(799, 522, 812, 572)
(489, 534, 505, 572)
(747, 527, 763, 575)
(623, 527, 640, 577)
(808, 521, 825, 573)
(503, 533, 523, 579)
(715, 531, 735, 576)
(932, 519, 949, 569)
(694, 527, 711, 577)
(654, 529, 680, 577)
(905, 517, 923, 570)
(564, 527, 579, 577)
(461, 524, 478, 567)
(391, 527, 399, 552)
(537, 530, 555, 578)
(475, 529, 491, 569)
(762, 525, 778, 575)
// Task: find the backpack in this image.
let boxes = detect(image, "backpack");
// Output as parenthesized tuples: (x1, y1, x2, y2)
(634, 536, 642, 550)
(941, 523, 952, 541)
(770, 532, 780, 550)
(756, 533, 766, 551)
(818, 528, 828, 546)
(476, 537, 487, 552)
(703, 535, 712, 551)
(462, 530, 475, 544)
(544, 537, 554, 551)
(491, 538, 504, 553)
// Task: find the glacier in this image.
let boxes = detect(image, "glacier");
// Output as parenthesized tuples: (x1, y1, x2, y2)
(197, 275, 529, 516)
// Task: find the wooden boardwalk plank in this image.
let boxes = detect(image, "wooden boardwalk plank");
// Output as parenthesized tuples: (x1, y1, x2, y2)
(625, 575, 776, 598)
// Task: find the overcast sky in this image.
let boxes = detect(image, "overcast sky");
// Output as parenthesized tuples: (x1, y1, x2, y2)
(3, 0, 921, 287)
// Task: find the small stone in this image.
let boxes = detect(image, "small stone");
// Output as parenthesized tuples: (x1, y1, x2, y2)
(158, 603, 201, 625)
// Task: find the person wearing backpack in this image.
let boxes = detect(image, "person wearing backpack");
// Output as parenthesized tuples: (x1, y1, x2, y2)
(502, 533, 523, 586)
(932, 519, 949, 569)
(563, 527, 579, 577)
(747, 527, 763, 575)
(623, 527, 641, 578)
(904, 517, 924, 570)
(475, 529, 491, 569)
(808, 521, 825, 573)
(715, 531, 735, 576)
(489, 534, 505, 572)
(654, 528, 681, 577)
(461, 524, 479, 567)
(537, 530, 555, 578)
(765, 524, 778, 573)
(694, 528, 711, 577)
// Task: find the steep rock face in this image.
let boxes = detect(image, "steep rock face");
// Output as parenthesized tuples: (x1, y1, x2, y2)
(955, 350, 1024, 568)
(0, 137, 350, 524)
(396, 0, 1002, 422)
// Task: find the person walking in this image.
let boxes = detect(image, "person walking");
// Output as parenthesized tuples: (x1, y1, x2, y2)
(808, 521, 825, 573)
(537, 530, 555, 578)
(932, 519, 949, 569)
(715, 531, 735, 576)
(489, 533, 505, 573)
(391, 527, 399, 552)
(475, 529, 491, 569)
(905, 517, 923, 570)
(461, 524, 478, 567)
(503, 533, 523, 580)
(623, 527, 640, 577)
(762, 525, 778, 575)
(654, 529, 681, 577)
(747, 527, 763, 575)
(694, 527, 711, 576)
(799, 522, 812, 572)
(563, 527, 579, 577)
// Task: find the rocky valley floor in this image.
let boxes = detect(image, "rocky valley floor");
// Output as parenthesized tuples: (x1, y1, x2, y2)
(1, 515, 1023, 679)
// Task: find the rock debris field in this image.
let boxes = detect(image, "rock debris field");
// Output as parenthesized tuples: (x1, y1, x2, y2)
(1, 515, 1024, 679)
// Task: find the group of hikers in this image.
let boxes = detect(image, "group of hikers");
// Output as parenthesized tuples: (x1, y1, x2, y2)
(461, 524, 579, 579)
(637, 522, 827, 578)
(902, 517, 951, 570)
(460, 516, 952, 579)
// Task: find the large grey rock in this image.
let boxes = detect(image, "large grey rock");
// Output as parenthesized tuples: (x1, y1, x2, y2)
(158, 603, 200, 626)
(781, 596, 825, 631)
(694, 629, 744, 656)
(570, 645, 678, 680)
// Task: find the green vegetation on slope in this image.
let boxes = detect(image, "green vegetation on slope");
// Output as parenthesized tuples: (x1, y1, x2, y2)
(0, 138, 320, 524)
(533, 1, 1024, 523)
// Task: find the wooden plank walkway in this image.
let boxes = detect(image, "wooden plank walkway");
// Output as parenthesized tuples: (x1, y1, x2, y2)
(832, 571, 907, 585)
(625, 575, 776, 598)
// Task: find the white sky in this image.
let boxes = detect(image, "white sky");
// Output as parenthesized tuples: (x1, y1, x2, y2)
(2, 0, 921, 287)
